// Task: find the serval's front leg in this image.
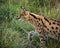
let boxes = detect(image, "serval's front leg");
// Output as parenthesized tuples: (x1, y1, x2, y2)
(38, 29, 47, 48)
(39, 33, 47, 48)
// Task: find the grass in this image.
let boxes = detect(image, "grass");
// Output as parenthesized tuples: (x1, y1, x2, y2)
(0, 0, 60, 48)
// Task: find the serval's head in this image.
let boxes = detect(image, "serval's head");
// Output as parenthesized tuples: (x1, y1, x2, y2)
(18, 7, 38, 25)
(18, 7, 43, 28)
(18, 7, 31, 21)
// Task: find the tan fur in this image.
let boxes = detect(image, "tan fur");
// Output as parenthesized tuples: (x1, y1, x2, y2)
(18, 7, 60, 48)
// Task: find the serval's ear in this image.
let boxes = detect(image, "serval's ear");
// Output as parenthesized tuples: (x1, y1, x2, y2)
(20, 6, 26, 14)
(20, 6, 26, 11)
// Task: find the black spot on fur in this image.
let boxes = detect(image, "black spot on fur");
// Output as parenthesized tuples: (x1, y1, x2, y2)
(41, 19, 50, 32)
(53, 22, 55, 24)
(56, 31, 58, 32)
(50, 31, 52, 32)
(30, 13, 37, 19)
(57, 23, 60, 26)
(58, 33, 60, 35)
(47, 28, 49, 31)
(56, 27, 58, 30)
(41, 19, 47, 28)
(53, 31, 55, 34)
(36, 20, 38, 22)
(49, 22, 51, 25)
(38, 18, 41, 21)
(51, 26, 54, 29)
(44, 17, 50, 23)
(39, 32, 41, 34)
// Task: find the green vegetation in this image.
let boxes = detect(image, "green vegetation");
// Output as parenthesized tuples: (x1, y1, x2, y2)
(0, 0, 60, 48)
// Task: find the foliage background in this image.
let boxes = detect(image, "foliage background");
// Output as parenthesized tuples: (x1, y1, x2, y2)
(0, 0, 60, 48)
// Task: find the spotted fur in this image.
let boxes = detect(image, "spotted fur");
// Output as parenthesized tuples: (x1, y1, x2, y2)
(18, 7, 60, 48)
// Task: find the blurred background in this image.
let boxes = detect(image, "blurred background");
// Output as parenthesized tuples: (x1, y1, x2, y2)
(0, 0, 60, 48)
